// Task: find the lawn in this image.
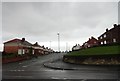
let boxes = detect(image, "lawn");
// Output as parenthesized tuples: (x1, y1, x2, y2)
(66, 45, 120, 56)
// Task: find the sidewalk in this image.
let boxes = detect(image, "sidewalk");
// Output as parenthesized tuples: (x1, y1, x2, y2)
(43, 59, 120, 71)
(43, 60, 78, 70)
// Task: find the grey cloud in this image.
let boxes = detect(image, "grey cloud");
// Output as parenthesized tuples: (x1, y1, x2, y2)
(2, 2, 118, 51)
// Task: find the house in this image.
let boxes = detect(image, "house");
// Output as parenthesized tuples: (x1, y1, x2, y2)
(72, 44, 81, 51)
(3, 38, 32, 55)
(98, 24, 120, 45)
(32, 42, 44, 56)
(82, 36, 98, 48)
(44, 47, 50, 54)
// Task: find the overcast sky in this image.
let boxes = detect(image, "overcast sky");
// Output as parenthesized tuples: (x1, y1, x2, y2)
(1, 1, 118, 51)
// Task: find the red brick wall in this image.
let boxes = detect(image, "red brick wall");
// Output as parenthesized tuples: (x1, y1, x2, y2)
(4, 46, 19, 54)
(87, 39, 98, 47)
(2, 56, 28, 64)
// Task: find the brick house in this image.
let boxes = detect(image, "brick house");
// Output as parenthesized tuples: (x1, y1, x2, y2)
(72, 44, 81, 51)
(98, 24, 120, 45)
(82, 36, 98, 48)
(3, 38, 32, 55)
(32, 42, 44, 56)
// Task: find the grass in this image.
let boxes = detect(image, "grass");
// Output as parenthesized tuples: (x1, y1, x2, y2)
(66, 45, 120, 56)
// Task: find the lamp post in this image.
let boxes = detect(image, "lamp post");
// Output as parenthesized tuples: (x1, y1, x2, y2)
(57, 32, 60, 52)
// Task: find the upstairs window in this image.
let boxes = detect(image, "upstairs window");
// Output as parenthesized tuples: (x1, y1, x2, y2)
(104, 34, 106, 38)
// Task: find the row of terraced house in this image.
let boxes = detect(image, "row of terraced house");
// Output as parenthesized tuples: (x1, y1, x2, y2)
(3, 38, 54, 56)
(72, 24, 120, 51)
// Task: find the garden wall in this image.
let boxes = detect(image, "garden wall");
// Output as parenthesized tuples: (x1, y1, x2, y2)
(63, 54, 120, 65)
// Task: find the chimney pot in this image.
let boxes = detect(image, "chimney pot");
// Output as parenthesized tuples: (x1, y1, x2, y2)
(22, 38, 25, 42)
(113, 24, 117, 27)
(106, 28, 108, 32)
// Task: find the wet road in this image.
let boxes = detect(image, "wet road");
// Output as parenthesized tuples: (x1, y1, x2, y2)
(2, 53, 120, 80)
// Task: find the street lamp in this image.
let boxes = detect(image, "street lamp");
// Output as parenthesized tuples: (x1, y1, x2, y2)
(57, 32, 60, 52)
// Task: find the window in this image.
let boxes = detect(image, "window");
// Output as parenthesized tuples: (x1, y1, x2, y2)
(104, 34, 106, 38)
(22, 49, 25, 54)
(18, 49, 25, 55)
(88, 45, 90, 47)
(113, 38, 116, 43)
(104, 40, 107, 44)
(32, 50, 34, 54)
(18, 49, 22, 55)
(101, 42, 103, 45)
(100, 36, 102, 39)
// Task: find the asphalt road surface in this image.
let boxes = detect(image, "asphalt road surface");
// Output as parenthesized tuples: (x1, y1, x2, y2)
(2, 53, 120, 81)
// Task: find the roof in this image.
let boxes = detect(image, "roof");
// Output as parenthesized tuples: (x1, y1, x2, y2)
(98, 24, 120, 38)
(4, 39, 21, 44)
(87, 37, 97, 43)
(32, 42, 41, 47)
(4, 38, 32, 46)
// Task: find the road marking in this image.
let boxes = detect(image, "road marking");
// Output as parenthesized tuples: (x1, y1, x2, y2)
(43, 70, 66, 72)
(10, 70, 25, 72)
(44, 70, 55, 71)
(22, 66, 27, 67)
(63, 77, 67, 80)
(51, 77, 60, 79)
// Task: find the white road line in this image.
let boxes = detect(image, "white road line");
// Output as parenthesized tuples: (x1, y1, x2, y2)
(22, 66, 27, 67)
(51, 77, 60, 79)
(10, 69, 25, 72)
(63, 77, 67, 80)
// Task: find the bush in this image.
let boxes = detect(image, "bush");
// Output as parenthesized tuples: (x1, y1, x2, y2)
(2, 53, 17, 59)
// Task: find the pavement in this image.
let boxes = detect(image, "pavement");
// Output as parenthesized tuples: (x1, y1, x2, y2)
(43, 59, 120, 71)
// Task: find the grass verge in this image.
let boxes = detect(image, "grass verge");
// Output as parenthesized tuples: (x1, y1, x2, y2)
(66, 45, 120, 56)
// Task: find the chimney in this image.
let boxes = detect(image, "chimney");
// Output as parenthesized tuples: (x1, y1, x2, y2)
(35, 42, 38, 45)
(21, 38, 25, 42)
(89, 38, 90, 41)
(106, 28, 109, 32)
(113, 24, 117, 28)
(91, 36, 94, 39)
